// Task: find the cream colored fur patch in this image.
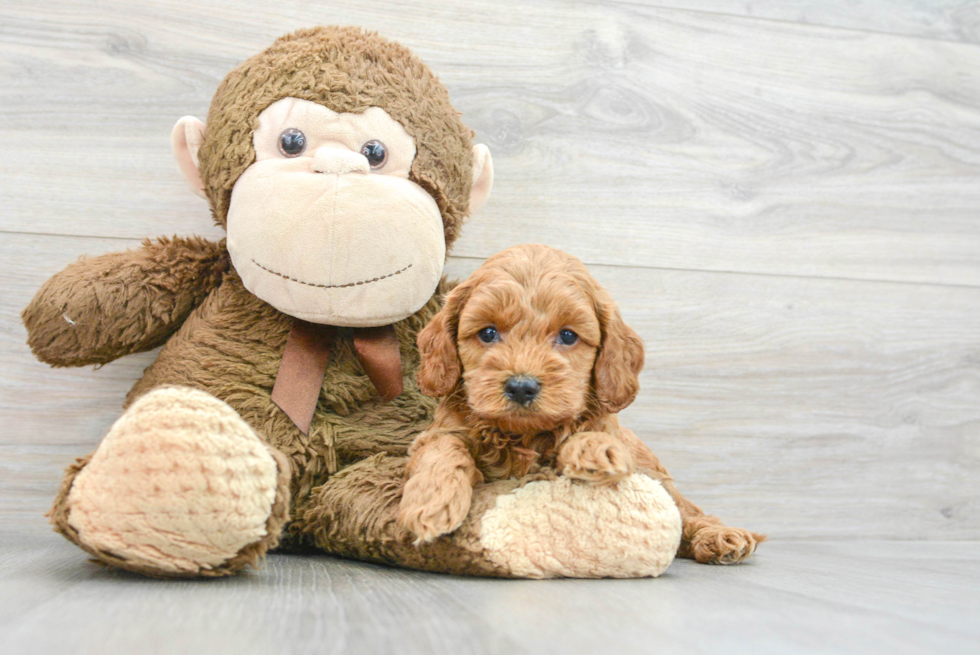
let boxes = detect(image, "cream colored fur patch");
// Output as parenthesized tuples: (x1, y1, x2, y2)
(479, 475, 682, 579)
(67, 386, 279, 573)
(227, 98, 446, 327)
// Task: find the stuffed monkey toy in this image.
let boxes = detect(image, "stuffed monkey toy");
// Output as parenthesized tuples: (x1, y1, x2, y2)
(23, 27, 753, 579)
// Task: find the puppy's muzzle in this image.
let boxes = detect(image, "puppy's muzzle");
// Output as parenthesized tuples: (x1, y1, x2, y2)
(503, 375, 541, 407)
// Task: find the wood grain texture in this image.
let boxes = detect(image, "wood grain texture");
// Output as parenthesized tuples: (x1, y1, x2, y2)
(648, 0, 980, 44)
(2, 1, 980, 285)
(3, 236, 978, 539)
(0, 532, 977, 654)
(1, 0, 979, 546)
(2, 5, 979, 646)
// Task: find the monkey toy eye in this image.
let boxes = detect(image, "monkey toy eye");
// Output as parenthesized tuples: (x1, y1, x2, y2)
(360, 140, 388, 169)
(478, 326, 499, 343)
(557, 329, 578, 346)
(278, 128, 307, 157)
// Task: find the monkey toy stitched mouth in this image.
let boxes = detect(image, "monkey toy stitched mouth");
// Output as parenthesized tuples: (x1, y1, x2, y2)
(222, 97, 449, 328)
(250, 259, 414, 290)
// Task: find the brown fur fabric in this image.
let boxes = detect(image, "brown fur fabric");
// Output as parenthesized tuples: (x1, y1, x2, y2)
(23, 236, 228, 367)
(125, 267, 445, 511)
(199, 26, 474, 247)
(22, 27, 752, 578)
(22, 27, 502, 577)
(399, 245, 766, 562)
(297, 453, 551, 577)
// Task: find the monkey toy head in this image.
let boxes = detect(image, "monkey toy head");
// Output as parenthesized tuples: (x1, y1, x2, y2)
(171, 27, 493, 327)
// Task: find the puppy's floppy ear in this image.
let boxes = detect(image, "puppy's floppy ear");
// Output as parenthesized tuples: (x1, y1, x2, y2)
(416, 280, 473, 397)
(593, 296, 645, 413)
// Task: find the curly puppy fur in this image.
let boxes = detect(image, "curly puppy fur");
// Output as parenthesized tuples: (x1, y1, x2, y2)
(398, 245, 765, 563)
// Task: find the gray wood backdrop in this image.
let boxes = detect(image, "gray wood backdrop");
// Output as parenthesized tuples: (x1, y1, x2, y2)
(2, 0, 978, 542)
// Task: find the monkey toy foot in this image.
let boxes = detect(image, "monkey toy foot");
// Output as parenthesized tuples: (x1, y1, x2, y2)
(50, 386, 290, 577)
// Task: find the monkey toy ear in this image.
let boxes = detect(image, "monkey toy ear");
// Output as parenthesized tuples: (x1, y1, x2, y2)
(171, 116, 207, 199)
(469, 144, 494, 216)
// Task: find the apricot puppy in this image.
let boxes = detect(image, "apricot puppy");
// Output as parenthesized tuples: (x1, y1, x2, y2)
(397, 244, 764, 564)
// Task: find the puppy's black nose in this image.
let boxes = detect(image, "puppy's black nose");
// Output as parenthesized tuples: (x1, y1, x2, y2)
(504, 375, 541, 406)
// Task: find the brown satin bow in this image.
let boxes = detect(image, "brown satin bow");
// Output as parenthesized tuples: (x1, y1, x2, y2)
(271, 319, 403, 434)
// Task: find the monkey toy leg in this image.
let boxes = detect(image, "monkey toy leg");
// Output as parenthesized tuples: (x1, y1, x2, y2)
(49, 386, 291, 578)
(296, 456, 683, 579)
(51, 391, 683, 580)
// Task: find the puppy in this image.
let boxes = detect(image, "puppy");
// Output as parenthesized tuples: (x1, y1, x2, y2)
(397, 244, 764, 564)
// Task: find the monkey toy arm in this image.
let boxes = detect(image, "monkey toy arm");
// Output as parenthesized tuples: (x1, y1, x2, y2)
(22, 236, 228, 367)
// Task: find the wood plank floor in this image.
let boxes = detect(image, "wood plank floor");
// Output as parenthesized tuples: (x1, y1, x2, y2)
(644, 1, 980, 43)
(1, 526, 977, 655)
(5, 2, 980, 285)
(2, 0, 979, 539)
(1, 1, 978, 652)
(4, 239, 978, 539)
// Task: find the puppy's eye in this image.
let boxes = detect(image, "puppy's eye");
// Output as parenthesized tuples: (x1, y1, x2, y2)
(278, 128, 307, 157)
(477, 326, 499, 343)
(360, 140, 388, 169)
(557, 329, 578, 346)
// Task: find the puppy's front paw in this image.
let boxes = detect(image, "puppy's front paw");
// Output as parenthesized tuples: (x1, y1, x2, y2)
(558, 431, 634, 486)
(397, 474, 473, 545)
(690, 526, 765, 564)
